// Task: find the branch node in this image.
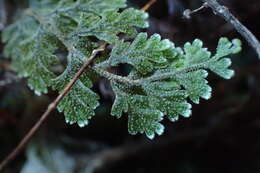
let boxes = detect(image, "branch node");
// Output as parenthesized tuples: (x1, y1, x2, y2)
(183, 2, 207, 19)
(205, 0, 260, 59)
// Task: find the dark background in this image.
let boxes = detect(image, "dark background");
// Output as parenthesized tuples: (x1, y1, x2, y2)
(1, 0, 260, 173)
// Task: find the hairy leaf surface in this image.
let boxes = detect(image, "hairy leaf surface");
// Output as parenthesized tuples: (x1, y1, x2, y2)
(108, 33, 241, 138)
(2, 0, 148, 126)
(2, 0, 241, 139)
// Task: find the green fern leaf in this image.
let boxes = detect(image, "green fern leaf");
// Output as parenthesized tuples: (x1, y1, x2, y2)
(68, 8, 149, 43)
(111, 81, 164, 139)
(2, 0, 148, 127)
(52, 55, 100, 126)
(107, 33, 241, 138)
(108, 33, 176, 74)
(1, 0, 242, 139)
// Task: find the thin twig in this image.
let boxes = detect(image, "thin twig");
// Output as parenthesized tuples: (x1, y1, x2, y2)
(184, 0, 260, 59)
(0, 44, 106, 172)
(205, 0, 260, 59)
(0, 0, 158, 170)
(141, 0, 158, 11)
(183, 3, 208, 19)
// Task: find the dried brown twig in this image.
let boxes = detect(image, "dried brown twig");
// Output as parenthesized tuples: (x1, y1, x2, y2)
(205, 0, 260, 59)
(0, 44, 106, 171)
(141, 0, 157, 11)
(183, 0, 260, 60)
(0, 0, 158, 171)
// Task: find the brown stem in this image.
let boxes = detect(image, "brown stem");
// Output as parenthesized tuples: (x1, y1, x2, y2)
(0, 0, 158, 170)
(183, 3, 208, 19)
(184, 0, 260, 59)
(205, 0, 260, 59)
(0, 44, 106, 172)
(141, 0, 158, 11)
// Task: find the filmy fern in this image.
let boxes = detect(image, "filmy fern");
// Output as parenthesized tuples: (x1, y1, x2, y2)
(1, 0, 242, 139)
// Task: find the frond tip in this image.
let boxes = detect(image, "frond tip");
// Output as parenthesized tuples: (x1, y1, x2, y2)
(108, 34, 241, 139)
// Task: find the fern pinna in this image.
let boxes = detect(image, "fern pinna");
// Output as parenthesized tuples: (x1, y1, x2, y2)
(2, 0, 241, 139)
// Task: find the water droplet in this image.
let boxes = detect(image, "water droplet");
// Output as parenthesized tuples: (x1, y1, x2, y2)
(156, 124, 165, 135)
(84, 120, 89, 126)
(170, 116, 179, 122)
(34, 90, 42, 96)
(202, 87, 212, 100)
(146, 133, 155, 140)
(182, 109, 191, 118)
(142, 12, 149, 19)
(78, 121, 85, 127)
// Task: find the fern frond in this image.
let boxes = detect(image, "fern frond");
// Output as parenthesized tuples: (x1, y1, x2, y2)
(2, 0, 148, 126)
(107, 33, 241, 139)
(1, 0, 242, 139)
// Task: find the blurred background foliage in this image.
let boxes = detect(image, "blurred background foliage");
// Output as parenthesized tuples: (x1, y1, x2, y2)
(0, 0, 260, 172)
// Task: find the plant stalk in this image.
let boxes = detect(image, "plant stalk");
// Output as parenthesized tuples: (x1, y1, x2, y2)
(0, 44, 106, 172)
